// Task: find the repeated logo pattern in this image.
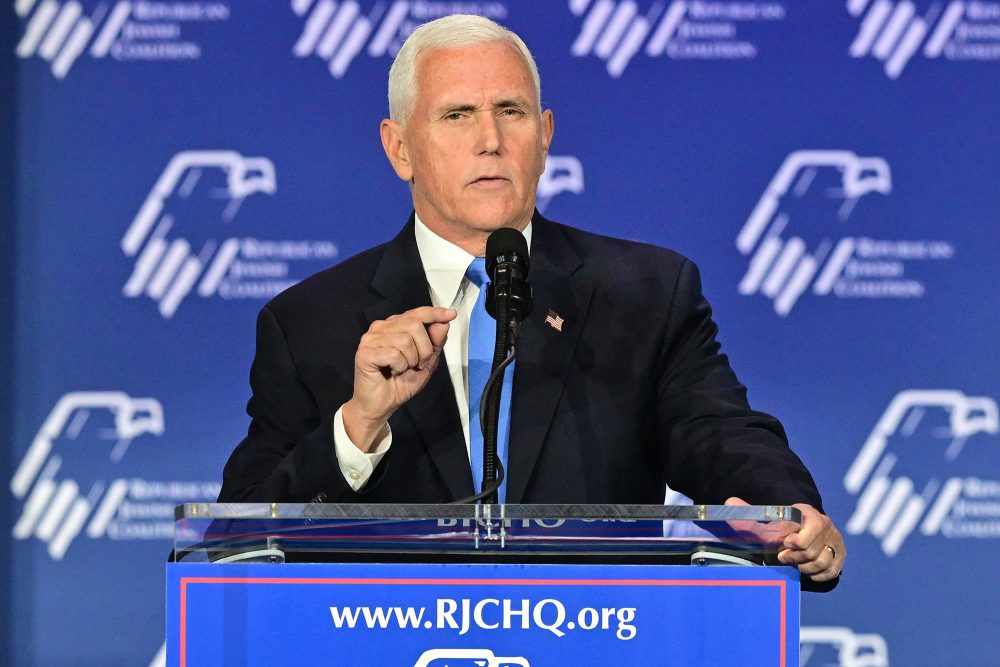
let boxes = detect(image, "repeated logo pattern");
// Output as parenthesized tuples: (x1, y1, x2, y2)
(568, 0, 787, 77)
(15, 0, 229, 78)
(800, 626, 889, 667)
(10, 392, 221, 564)
(9, 4, 999, 665)
(290, 0, 509, 77)
(10, 392, 164, 560)
(121, 150, 277, 318)
(737, 150, 891, 316)
(737, 150, 956, 316)
(844, 390, 1000, 556)
(848, 0, 1000, 79)
(121, 150, 340, 318)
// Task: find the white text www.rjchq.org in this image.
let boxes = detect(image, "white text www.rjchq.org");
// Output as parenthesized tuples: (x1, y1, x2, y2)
(329, 598, 637, 640)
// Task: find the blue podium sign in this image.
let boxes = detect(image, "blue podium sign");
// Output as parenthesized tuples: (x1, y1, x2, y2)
(167, 563, 799, 666)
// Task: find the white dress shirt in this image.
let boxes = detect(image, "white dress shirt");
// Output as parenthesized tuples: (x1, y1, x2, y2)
(332, 214, 533, 490)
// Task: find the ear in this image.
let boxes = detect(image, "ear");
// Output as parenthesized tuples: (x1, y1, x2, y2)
(380, 119, 413, 182)
(540, 109, 554, 157)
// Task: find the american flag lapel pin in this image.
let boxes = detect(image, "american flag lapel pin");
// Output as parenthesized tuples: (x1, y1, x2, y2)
(544, 309, 564, 332)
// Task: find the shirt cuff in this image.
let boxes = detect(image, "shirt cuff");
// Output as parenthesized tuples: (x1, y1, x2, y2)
(333, 406, 392, 491)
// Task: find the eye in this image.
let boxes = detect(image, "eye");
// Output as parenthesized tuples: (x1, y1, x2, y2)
(500, 107, 524, 117)
(443, 111, 467, 121)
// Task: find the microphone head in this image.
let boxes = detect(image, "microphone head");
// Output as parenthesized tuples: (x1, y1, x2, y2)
(485, 227, 530, 276)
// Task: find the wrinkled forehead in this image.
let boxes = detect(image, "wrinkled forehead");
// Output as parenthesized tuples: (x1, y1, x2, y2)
(412, 42, 535, 107)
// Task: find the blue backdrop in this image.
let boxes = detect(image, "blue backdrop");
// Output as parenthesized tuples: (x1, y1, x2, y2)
(6, 1, 1000, 665)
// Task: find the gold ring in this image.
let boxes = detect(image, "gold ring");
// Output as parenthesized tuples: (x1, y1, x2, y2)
(824, 544, 837, 560)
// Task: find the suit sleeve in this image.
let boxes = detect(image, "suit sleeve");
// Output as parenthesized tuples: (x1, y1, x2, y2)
(656, 259, 824, 510)
(217, 306, 387, 502)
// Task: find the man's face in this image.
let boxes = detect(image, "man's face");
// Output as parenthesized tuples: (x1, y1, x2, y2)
(381, 41, 554, 252)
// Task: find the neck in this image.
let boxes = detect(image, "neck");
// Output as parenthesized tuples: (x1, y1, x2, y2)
(414, 208, 532, 257)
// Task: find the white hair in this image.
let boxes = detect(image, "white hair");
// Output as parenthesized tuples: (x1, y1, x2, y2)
(388, 14, 542, 124)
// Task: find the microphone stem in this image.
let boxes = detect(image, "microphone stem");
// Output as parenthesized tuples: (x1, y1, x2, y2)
(481, 292, 509, 504)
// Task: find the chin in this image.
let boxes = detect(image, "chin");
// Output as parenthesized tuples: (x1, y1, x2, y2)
(463, 204, 530, 232)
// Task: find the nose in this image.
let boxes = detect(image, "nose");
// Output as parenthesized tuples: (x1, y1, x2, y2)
(477, 112, 503, 155)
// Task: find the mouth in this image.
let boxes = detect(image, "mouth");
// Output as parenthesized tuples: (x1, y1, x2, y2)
(469, 176, 510, 188)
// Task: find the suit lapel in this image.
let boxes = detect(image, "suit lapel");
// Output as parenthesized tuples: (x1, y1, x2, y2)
(506, 215, 594, 503)
(364, 216, 474, 500)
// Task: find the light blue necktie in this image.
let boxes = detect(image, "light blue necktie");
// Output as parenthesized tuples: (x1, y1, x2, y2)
(466, 258, 512, 503)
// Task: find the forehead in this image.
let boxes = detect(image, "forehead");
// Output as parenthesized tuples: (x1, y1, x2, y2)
(413, 42, 534, 106)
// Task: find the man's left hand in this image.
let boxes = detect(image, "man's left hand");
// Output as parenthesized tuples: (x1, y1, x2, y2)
(726, 497, 845, 582)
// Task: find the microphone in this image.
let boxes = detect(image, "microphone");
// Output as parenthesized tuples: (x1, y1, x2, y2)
(485, 227, 533, 326)
(478, 228, 532, 505)
(452, 228, 533, 506)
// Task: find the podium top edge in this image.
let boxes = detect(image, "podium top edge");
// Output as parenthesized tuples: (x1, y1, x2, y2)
(174, 503, 802, 524)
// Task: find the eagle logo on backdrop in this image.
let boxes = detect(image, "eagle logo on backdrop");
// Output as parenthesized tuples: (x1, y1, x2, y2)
(10, 392, 163, 560)
(846, 0, 1000, 79)
(844, 390, 1000, 556)
(9, 391, 220, 560)
(121, 150, 337, 318)
(567, 0, 788, 77)
(800, 626, 889, 667)
(736, 149, 954, 316)
(121, 150, 579, 318)
(14, 0, 232, 79)
(537, 155, 585, 213)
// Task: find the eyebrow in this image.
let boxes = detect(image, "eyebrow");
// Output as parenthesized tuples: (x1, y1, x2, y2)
(438, 103, 479, 116)
(494, 97, 530, 108)
(436, 97, 531, 116)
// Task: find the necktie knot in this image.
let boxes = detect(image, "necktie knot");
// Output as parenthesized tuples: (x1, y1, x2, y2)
(466, 257, 488, 288)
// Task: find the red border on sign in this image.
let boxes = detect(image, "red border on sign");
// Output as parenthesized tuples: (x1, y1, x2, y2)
(178, 576, 787, 667)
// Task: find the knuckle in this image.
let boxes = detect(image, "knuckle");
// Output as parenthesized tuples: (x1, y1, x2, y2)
(403, 317, 427, 335)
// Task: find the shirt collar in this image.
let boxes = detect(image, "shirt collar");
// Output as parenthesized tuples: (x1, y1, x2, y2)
(413, 213, 533, 308)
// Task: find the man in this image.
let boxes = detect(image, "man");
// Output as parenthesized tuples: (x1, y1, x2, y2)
(219, 15, 845, 583)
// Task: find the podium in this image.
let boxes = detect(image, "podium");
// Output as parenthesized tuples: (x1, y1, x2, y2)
(168, 503, 801, 666)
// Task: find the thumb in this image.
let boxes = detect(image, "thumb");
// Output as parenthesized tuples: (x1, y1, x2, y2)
(725, 497, 750, 506)
(426, 321, 451, 349)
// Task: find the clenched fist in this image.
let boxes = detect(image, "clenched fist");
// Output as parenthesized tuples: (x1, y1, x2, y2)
(342, 306, 458, 452)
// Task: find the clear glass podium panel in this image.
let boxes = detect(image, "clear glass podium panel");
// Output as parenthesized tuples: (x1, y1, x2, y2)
(173, 503, 802, 565)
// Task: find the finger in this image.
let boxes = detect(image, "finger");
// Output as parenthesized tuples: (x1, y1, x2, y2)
(783, 504, 825, 550)
(382, 310, 455, 366)
(360, 332, 420, 370)
(384, 318, 436, 366)
(724, 497, 750, 506)
(381, 331, 424, 369)
(359, 347, 410, 376)
(780, 542, 843, 580)
(800, 546, 841, 580)
(426, 321, 451, 350)
(369, 307, 455, 334)
(796, 557, 831, 577)
(786, 533, 828, 562)
(817, 542, 846, 581)
(400, 306, 458, 325)
(777, 546, 825, 566)
(809, 567, 840, 583)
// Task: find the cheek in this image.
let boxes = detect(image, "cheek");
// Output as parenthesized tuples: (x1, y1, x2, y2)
(517, 151, 546, 188)
(422, 140, 468, 185)
(411, 151, 445, 190)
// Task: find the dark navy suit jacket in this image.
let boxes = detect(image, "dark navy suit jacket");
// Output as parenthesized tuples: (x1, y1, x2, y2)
(219, 213, 823, 509)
